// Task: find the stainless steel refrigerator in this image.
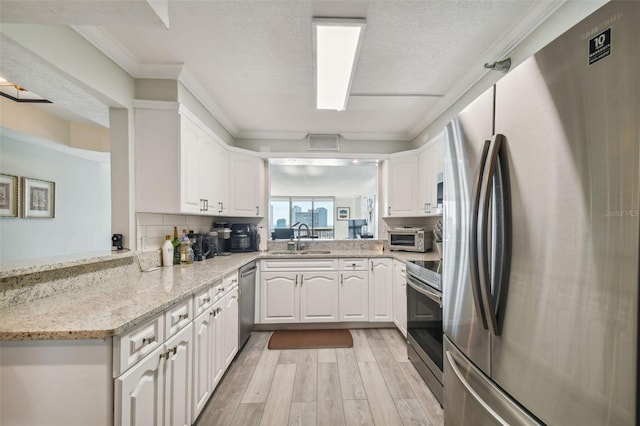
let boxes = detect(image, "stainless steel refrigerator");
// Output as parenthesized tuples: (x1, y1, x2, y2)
(442, 1, 638, 424)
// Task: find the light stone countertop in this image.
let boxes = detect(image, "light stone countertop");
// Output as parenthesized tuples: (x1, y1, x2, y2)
(0, 249, 438, 341)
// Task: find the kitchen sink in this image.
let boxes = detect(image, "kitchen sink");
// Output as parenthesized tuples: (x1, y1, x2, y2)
(268, 250, 332, 255)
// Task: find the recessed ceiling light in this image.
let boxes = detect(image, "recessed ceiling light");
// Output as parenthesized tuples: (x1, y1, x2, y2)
(312, 18, 366, 111)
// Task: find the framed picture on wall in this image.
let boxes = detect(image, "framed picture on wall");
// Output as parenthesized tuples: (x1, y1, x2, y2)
(22, 177, 55, 218)
(337, 207, 350, 221)
(0, 174, 19, 218)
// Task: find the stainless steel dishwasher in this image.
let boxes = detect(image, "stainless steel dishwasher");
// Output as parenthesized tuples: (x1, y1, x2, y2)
(238, 261, 257, 349)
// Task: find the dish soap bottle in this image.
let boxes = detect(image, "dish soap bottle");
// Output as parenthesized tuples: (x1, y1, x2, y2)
(162, 235, 173, 267)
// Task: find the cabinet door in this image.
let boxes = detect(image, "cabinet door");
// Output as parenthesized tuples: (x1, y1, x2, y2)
(223, 287, 239, 367)
(387, 154, 418, 216)
(199, 132, 217, 214)
(418, 148, 433, 215)
(228, 152, 264, 217)
(164, 323, 193, 426)
(115, 346, 165, 426)
(339, 271, 369, 321)
(211, 141, 229, 214)
(299, 272, 339, 322)
(211, 298, 225, 388)
(180, 114, 203, 214)
(192, 311, 213, 420)
(430, 137, 444, 208)
(369, 258, 393, 322)
(392, 260, 408, 337)
(260, 272, 299, 323)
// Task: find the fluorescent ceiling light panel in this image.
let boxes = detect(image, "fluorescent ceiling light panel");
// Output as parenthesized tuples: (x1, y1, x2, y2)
(313, 18, 366, 111)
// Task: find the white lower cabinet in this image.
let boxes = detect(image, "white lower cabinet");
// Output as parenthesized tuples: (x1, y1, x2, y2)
(260, 271, 299, 323)
(192, 282, 239, 421)
(115, 322, 193, 426)
(223, 287, 239, 367)
(299, 272, 340, 322)
(338, 258, 369, 322)
(392, 259, 407, 337)
(259, 258, 396, 325)
(260, 269, 339, 323)
(259, 259, 340, 324)
(369, 258, 393, 322)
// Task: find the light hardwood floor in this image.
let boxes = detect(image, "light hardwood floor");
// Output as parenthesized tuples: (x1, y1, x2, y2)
(195, 329, 444, 426)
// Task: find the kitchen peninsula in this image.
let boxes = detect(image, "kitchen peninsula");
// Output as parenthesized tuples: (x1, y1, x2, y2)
(0, 243, 437, 425)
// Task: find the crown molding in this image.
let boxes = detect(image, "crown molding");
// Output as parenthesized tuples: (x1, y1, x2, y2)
(407, 0, 566, 140)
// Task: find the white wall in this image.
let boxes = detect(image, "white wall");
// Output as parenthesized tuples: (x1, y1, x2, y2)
(0, 134, 111, 263)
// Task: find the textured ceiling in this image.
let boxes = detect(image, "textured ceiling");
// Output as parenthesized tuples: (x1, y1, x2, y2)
(0, 0, 567, 141)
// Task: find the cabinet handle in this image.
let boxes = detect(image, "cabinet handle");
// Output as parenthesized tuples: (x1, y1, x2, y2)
(340, 274, 344, 285)
(203, 296, 211, 303)
(161, 346, 177, 359)
(300, 275, 304, 286)
(217, 307, 222, 314)
(218, 202, 223, 213)
(295, 274, 298, 286)
(256, 206, 259, 216)
(178, 313, 189, 320)
(424, 203, 428, 213)
(204, 199, 209, 211)
(210, 309, 215, 316)
(218, 287, 225, 293)
(142, 335, 156, 345)
(388, 206, 391, 215)
(370, 261, 374, 271)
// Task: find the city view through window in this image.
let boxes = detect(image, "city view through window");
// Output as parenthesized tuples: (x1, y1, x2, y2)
(270, 198, 335, 239)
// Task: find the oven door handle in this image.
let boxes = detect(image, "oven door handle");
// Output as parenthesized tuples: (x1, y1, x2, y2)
(407, 276, 442, 306)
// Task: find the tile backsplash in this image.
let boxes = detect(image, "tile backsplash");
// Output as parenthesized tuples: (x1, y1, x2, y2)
(136, 213, 213, 251)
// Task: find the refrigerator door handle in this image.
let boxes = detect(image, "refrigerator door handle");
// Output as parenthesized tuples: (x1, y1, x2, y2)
(477, 134, 512, 336)
(469, 139, 491, 329)
(445, 350, 510, 425)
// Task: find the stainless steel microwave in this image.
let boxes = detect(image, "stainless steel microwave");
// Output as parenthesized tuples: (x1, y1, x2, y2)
(388, 227, 430, 252)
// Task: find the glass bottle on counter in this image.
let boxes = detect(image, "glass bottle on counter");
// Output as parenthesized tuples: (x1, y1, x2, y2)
(172, 226, 181, 265)
(180, 228, 194, 264)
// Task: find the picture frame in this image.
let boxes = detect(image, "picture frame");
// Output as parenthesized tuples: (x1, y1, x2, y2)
(22, 177, 55, 218)
(0, 173, 19, 218)
(337, 207, 350, 221)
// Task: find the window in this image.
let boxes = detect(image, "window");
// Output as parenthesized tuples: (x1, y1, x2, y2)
(269, 158, 378, 240)
(270, 197, 335, 239)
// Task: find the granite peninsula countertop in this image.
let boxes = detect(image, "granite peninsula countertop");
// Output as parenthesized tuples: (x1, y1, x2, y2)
(0, 249, 438, 341)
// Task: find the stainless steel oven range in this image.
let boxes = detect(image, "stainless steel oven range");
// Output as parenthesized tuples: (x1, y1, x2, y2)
(406, 259, 443, 406)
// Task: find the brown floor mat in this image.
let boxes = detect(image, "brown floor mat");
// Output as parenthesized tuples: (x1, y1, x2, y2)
(267, 329, 353, 350)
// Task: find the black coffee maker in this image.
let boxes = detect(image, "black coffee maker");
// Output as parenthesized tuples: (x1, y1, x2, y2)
(188, 231, 212, 261)
(230, 224, 259, 252)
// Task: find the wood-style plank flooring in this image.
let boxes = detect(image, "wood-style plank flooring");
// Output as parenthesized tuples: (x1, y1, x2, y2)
(195, 329, 444, 426)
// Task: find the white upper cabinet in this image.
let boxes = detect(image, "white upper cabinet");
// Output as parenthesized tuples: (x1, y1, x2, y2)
(134, 101, 264, 217)
(227, 151, 265, 217)
(384, 133, 444, 218)
(386, 153, 419, 217)
(418, 134, 444, 215)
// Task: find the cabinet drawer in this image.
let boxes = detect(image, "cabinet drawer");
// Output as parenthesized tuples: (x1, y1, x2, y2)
(224, 271, 239, 290)
(212, 278, 226, 302)
(339, 258, 368, 270)
(194, 285, 214, 317)
(260, 258, 339, 271)
(114, 314, 164, 376)
(165, 297, 193, 338)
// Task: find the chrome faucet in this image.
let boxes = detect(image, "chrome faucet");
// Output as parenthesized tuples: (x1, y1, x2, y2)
(294, 222, 309, 250)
